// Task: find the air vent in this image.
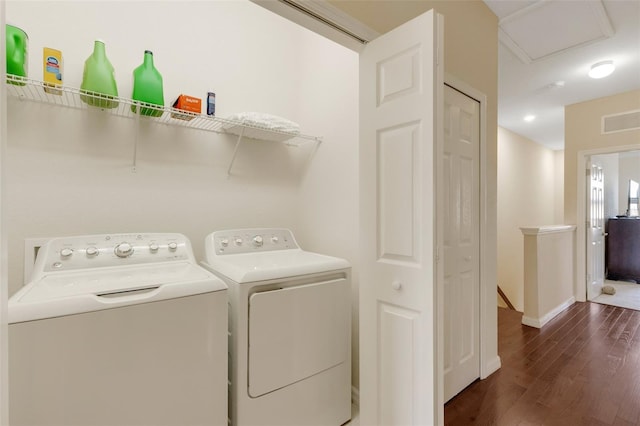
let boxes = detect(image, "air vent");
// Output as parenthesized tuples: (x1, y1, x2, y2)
(602, 110, 640, 134)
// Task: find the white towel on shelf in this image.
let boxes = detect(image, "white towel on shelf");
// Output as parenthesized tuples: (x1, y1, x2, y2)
(223, 112, 301, 142)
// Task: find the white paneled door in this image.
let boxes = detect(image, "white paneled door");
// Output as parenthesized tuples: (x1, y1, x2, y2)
(359, 9, 443, 426)
(442, 84, 480, 402)
(587, 161, 605, 300)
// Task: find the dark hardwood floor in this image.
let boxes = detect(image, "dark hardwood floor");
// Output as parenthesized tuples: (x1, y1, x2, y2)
(445, 302, 640, 425)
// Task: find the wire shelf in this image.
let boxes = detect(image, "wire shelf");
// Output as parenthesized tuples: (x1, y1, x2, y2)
(5, 75, 322, 143)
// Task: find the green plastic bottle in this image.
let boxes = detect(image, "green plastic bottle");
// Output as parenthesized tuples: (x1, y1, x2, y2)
(80, 40, 119, 109)
(6, 24, 28, 85)
(131, 50, 164, 117)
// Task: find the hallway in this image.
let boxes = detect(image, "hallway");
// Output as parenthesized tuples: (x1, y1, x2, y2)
(445, 302, 640, 425)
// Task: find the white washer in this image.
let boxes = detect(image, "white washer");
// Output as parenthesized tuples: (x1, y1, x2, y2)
(9, 233, 228, 426)
(202, 228, 351, 426)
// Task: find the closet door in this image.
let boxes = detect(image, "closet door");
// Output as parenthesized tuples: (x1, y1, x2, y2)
(359, 9, 443, 426)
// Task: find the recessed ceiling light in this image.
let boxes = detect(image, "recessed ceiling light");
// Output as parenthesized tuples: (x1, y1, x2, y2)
(524, 115, 536, 122)
(588, 60, 615, 79)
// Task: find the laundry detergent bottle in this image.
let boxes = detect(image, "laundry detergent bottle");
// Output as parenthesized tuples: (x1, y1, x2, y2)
(80, 39, 119, 109)
(131, 50, 164, 117)
(6, 24, 28, 85)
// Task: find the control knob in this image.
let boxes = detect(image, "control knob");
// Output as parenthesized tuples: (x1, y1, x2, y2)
(114, 242, 134, 258)
(60, 248, 74, 259)
(235, 238, 243, 246)
(168, 242, 178, 251)
(271, 236, 279, 244)
(149, 243, 159, 253)
(86, 247, 99, 257)
(220, 238, 229, 248)
(253, 235, 264, 247)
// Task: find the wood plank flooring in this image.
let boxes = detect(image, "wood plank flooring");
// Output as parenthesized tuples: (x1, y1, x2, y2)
(444, 302, 640, 425)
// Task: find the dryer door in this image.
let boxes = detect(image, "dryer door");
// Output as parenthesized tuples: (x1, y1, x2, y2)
(248, 278, 349, 397)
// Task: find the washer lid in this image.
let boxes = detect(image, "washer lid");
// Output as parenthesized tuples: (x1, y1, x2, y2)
(9, 262, 227, 323)
(202, 249, 350, 283)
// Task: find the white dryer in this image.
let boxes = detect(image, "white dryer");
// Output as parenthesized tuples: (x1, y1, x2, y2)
(9, 233, 228, 426)
(202, 228, 351, 426)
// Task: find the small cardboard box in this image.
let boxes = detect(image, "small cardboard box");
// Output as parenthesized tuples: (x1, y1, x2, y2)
(171, 94, 201, 120)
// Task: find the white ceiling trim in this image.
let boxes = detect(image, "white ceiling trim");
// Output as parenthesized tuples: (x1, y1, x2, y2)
(498, 0, 614, 64)
(251, 0, 380, 52)
(282, 0, 380, 43)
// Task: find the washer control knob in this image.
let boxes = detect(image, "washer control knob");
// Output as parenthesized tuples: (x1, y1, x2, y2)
(149, 243, 159, 253)
(60, 248, 74, 259)
(235, 238, 243, 246)
(168, 242, 178, 251)
(271, 236, 279, 244)
(114, 242, 134, 258)
(253, 236, 264, 247)
(86, 247, 99, 257)
(220, 238, 229, 247)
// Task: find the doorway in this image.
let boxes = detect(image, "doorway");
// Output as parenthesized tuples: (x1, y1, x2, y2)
(577, 146, 640, 307)
(587, 150, 640, 310)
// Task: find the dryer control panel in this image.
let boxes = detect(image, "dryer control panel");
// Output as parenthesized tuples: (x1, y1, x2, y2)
(208, 228, 298, 255)
(35, 233, 193, 273)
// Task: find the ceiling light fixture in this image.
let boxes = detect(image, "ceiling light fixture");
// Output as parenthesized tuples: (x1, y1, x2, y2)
(524, 115, 536, 122)
(588, 60, 615, 79)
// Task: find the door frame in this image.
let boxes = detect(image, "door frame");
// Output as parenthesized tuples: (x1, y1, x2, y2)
(437, 74, 498, 414)
(575, 143, 640, 301)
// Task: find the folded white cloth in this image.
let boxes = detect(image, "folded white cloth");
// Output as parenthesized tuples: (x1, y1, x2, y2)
(223, 112, 301, 141)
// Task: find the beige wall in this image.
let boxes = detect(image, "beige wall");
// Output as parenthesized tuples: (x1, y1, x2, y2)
(554, 150, 565, 223)
(564, 89, 640, 224)
(498, 127, 557, 311)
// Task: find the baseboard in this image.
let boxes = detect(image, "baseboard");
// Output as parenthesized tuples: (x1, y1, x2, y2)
(522, 296, 576, 328)
(351, 386, 359, 407)
(481, 355, 502, 379)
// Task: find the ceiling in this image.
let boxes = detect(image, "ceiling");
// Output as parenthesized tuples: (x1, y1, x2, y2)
(485, 0, 640, 150)
(322, 0, 640, 151)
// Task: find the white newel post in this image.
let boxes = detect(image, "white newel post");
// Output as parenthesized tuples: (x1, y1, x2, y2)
(520, 225, 577, 328)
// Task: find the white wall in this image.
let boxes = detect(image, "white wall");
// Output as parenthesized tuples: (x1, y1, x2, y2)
(0, 0, 8, 424)
(618, 151, 640, 215)
(5, 0, 359, 380)
(497, 126, 556, 311)
(292, 31, 360, 388)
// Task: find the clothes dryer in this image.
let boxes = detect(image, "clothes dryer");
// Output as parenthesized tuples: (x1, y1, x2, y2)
(202, 228, 351, 426)
(9, 233, 228, 426)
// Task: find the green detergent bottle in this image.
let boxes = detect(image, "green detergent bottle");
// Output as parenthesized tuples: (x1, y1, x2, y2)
(80, 40, 119, 109)
(6, 24, 28, 85)
(131, 50, 164, 117)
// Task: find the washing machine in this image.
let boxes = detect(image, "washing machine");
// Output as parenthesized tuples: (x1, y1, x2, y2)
(201, 228, 352, 426)
(9, 233, 228, 426)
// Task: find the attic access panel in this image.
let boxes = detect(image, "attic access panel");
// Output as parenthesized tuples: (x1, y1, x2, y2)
(497, 0, 614, 64)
